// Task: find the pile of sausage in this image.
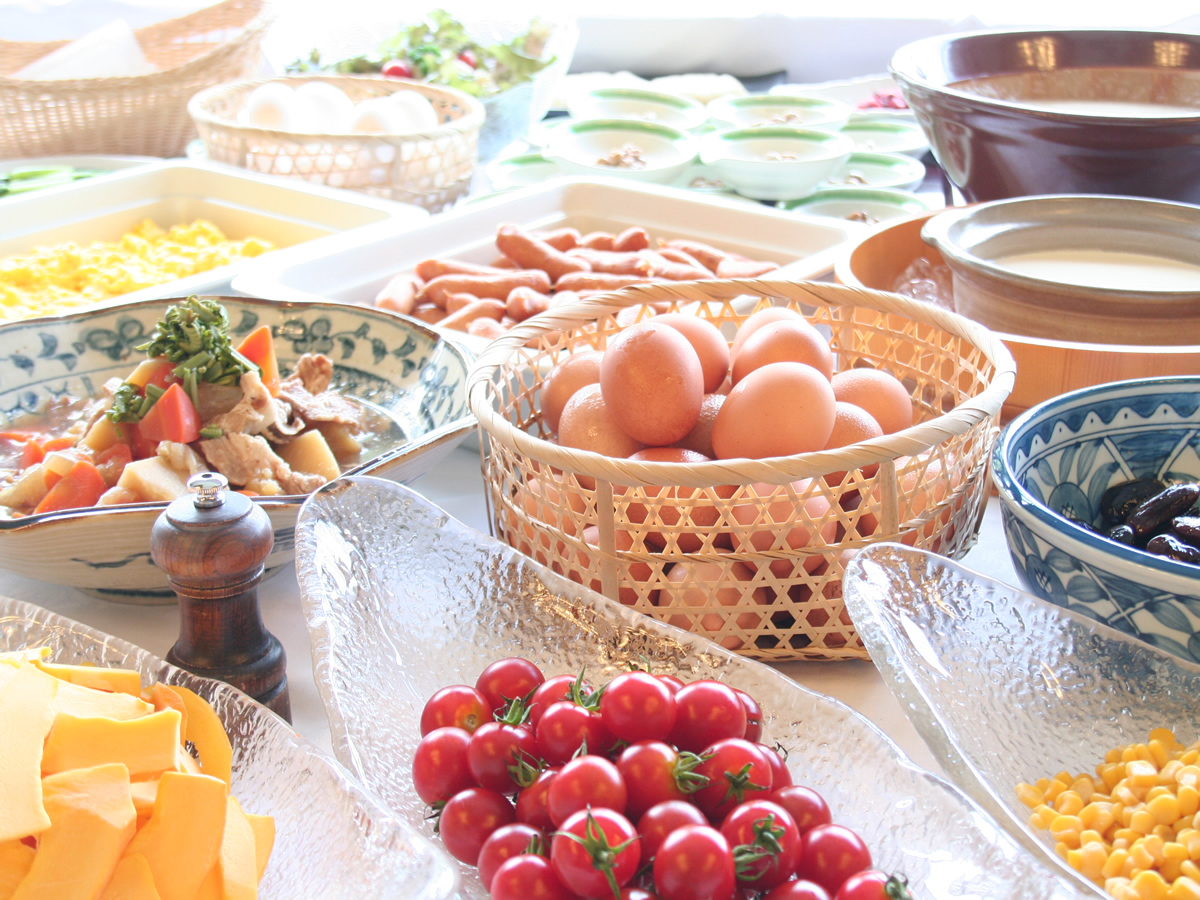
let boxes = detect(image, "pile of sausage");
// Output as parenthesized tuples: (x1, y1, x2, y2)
(373, 223, 781, 340)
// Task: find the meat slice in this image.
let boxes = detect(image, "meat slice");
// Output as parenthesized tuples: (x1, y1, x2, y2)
(203, 370, 276, 436)
(199, 433, 326, 496)
(278, 354, 362, 432)
(291, 354, 333, 394)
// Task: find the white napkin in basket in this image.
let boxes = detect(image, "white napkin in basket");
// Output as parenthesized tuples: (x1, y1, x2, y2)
(15, 18, 158, 79)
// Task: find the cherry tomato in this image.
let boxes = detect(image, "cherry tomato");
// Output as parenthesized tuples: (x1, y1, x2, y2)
(652, 824, 736, 900)
(693, 738, 773, 821)
(551, 808, 640, 899)
(735, 689, 763, 743)
(547, 754, 627, 826)
(764, 880, 832, 900)
(411, 726, 474, 805)
(490, 854, 573, 900)
(616, 740, 700, 821)
(720, 799, 801, 890)
(670, 680, 747, 752)
(381, 59, 415, 78)
(835, 870, 912, 900)
(477, 657, 545, 715)
(637, 800, 709, 863)
(770, 785, 832, 834)
(467, 721, 538, 794)
(515, 767, 558, 830)
(457, 49, 478, 68)
(438, 787, 515, 865)
(536, 700, 609, 765)
(793, 823, 872, 896)
(600, 671, 678, 743)
(477, 822, 546, 889)
(758, 743, 792, 791)
(621, 889, 662, 900)
(420, 684, 489, 735)
(658, 674, 686, 695)
(528, 673, 589, 729)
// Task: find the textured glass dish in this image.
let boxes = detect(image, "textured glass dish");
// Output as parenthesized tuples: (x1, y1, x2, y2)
(0, 594, 460, 900)
(295, 476, 1092, 900)
(842, 542, 1200, 899)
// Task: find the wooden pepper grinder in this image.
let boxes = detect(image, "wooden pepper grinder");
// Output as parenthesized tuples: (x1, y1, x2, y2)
(151, 472, 291, 722)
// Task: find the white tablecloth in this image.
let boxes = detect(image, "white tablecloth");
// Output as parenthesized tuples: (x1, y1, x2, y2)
(2, 439, 1020, 776)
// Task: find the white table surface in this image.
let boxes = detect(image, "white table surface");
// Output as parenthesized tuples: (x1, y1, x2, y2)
(1, 437, 1020, 777)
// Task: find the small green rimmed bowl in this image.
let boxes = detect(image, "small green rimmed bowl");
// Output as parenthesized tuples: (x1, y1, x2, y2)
(567, 87, 710, 132)
(825, 151, 927, 192)
(706, 94, 852, 133)
(699, 126, 854, 201)
(781, 187, 933, 225)
(546, 118, 699, 185)
(840, 119, 930, 157)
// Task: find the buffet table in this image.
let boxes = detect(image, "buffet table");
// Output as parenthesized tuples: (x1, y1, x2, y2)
(2, 436, 1019, 776)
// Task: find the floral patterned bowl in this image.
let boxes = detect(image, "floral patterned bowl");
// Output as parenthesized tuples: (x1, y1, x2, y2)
(0, 295, 473, 602)
(991, 376, 1200, 663)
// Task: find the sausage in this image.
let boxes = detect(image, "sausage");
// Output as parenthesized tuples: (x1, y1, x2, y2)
(639, 251, 713, 281)
(418, 270, 552, 307)
(445, 292, 482, 314)
(467, 318, 507, 340)
(411, 303, 447, 324)
(495, 224, 591, 283)
(715, 257, 780, 279)
(414, 258, 509, 281)
(506, 286, 552, 321)
(658, 246, 716, 275)
(579, 231, 616, 250)
(612, 226, 650, 252)
(549, 289, 582, 308)
(438, 298, 507, 332)
(659, 238, 728, 271)
(533, 227, 582, 251)
(374, 272, 423, 315)
(566, 248, 653, 276)
(553, 272, 652, 293)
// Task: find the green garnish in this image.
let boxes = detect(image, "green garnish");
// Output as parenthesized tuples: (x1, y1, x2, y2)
(106, 297, 258, 425)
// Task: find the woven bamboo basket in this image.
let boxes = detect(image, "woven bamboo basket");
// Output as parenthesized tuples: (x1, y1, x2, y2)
(468, 280, 1017, 661)
(189, 75, 484, 213)
(0, 0, 271, 159)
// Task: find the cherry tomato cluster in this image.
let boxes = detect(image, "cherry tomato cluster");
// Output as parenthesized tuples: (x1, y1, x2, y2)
(413, 657, 911, 900)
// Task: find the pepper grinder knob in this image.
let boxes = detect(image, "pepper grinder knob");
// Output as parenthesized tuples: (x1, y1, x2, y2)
(150, 472, 291, 722)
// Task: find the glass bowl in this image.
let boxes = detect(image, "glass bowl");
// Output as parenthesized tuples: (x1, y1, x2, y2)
(0, 593, 460, 899)
(294, 475, 1093, 900)
(843, 541, 1200, 897)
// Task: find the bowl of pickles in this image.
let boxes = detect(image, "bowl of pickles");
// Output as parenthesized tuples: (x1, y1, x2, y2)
(992, 375, 1200, 663)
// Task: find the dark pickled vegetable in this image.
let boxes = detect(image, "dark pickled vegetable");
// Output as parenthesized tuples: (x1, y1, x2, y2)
(1146, 533, 1200, 564)
(1100, 478, 1167, 525)
(1171, 515, 1200, 547)
(1107, 524, 1137, 546)
(1126, 483, 1200, 538)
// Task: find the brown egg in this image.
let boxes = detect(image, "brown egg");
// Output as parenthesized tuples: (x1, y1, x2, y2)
(831, 367, 914, 435)
(541, 350, 603, 435)
(674, 393, 725, 458)
(558, 383, 644, 461)
(858, 455, 956, 541)
(731, 320, 834, 384)
(730, 479, 838, 577)
(652, 313, 731, 394)
(711, 362, 836, 460)
(514, 477, 569, 566)
(569, 524, 658, 606)
(599, 322, 704, 447)
(823, 402, 885, 485)
(655, 557, 770, 651)
(731, 306, 807, 358)
(619, 446, 734, 552)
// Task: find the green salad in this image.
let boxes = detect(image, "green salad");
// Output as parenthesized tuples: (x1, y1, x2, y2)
(286, 9, 555, 99)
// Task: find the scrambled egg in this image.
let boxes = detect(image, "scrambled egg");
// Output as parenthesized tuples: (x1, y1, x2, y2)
(0, 219, 274, 322)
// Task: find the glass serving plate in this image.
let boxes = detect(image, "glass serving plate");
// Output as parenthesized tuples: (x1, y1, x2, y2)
(840, 542, 1200, 899)
(294, 476, 1093, 900)
(0, 595, 459, 900)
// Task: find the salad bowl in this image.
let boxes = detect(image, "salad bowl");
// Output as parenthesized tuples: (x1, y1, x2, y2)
(294, 476, 1093, 900)
(0, 296, 472, 601)
(0, 593, 460, 899)
(842, 541, 1200, 898)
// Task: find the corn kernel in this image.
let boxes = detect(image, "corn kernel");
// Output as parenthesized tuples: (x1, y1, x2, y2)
(1083, 802, 1117, 834)
(1058, 791, 1085, 816)
(1106, 849, 1133, 879)
(1016, 782, 1043, 808)
(1132, 760, 1162, 789)
(1052, 814, 1084, 847)
(1167, 875, 1200, 900)
(1134, 810, 1162, 835)
(1132, 869, 1170, 900)
(1182, 861, 1200, 880)
(1153, 742, 1174, 769)
(1181, 787, 1200, 819)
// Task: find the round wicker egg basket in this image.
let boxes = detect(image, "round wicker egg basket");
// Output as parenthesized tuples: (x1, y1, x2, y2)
(468, 280, 1017, 661)
(189, 75, 485, 213)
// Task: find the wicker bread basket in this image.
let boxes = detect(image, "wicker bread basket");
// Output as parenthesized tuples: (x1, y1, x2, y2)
(0, 0, 271, 159)
(189, 75, 484, 213)
(468, 280, 1017, 661)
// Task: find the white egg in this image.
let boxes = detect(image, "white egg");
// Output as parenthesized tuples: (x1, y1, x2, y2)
(387, 90, 439, 131)
(350, 98, 403, 134)
(292, 81, 355, 133)
(242, 82, 297, 131)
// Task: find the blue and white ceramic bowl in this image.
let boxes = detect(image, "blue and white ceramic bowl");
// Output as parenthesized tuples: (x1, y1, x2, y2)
(992, 376, 1200, 663)
(0, 296, 473, 602)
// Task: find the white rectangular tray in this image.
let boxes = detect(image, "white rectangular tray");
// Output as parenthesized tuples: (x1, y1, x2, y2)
(0, 159, 428, 311)
(232, 177, 855, 351)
